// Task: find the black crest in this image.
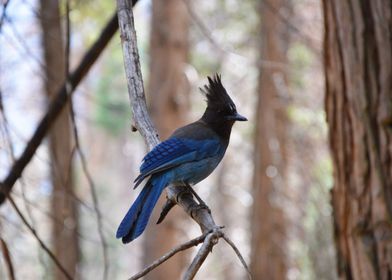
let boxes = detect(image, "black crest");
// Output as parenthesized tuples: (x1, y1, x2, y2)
(200, 74, 237, 113)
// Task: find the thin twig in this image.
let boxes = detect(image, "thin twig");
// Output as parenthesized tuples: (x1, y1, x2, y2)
(0, 214, 25, 232)
(183, 0, 289, 71)
(184, 234, 214, 279)
(74, 141, 109, 280)
(64, 3, 108, 278)
(67, 85, 109, 280)
(1, 91, 33, 221)
(222, 233, 252, 279)
(6, 18, 48, 78)
(261, 0, 320, 55)
(0, 0, 10, 31)
(0, 237, 15, 280)
(129, 233, 209, 280)
(1, 88, 48, 275)
(0, 90, 15, 162)
(183, 230, 222, 280)
(65, 0, 70, 77)
(7, 196, 72, 280)
(10, 191, 100, 244)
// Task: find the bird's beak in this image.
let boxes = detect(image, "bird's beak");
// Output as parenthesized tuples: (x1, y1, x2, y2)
(227, 112, 248, 121)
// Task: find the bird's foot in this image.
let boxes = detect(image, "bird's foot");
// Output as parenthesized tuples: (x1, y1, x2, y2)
(185, 185, 209, 211)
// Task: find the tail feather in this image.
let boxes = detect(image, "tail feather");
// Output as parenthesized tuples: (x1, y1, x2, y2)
(116, 177, 167, 243)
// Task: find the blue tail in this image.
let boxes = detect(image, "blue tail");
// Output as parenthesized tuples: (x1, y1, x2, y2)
(116, 177, 167, 243)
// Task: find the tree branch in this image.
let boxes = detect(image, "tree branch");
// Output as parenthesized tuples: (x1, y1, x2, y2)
(116, 0, 159, 150)
(222, 234, 252, 279)
(65, 3, 109, 278)
(8, 196, 72, 280)
(183, 229, 222, 279)
(128, 233, 209, 280)
(0, 237, 15, 280)
(116, 1, 250, 279)
(0, 1, 139, 205)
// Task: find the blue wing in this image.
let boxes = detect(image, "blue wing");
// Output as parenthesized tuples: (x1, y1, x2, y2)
(133, 137, 220, 188)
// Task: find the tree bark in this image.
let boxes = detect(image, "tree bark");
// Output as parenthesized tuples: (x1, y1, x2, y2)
(40, 1, 79, 279)
(142, 0, 190, 279)
(323, 1, 392, 279)
(251, 0, 291, 279)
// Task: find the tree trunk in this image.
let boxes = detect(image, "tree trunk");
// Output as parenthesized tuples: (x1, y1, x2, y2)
(251, 0, 291, 279)
(323, 1, 392, 279)
(40, 1, 79, 279)
(142, 0, 190, 279)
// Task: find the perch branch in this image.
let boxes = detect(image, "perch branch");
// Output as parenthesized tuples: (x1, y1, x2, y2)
(116, 1, 250, 279)
(222, 234, 252, 279)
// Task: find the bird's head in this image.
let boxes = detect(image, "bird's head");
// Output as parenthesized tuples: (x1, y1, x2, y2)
(200, 74, 247, 127)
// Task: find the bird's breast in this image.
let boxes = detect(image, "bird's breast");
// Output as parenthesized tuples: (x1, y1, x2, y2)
(169, 154, 223, 186)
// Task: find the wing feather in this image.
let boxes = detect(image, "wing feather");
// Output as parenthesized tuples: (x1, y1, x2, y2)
(133, 137, 220, 188)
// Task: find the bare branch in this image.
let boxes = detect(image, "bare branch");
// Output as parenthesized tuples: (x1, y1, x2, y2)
(184, 229, 223, 280)
(7, 196, 72, 280)
(261, 0, 320, 55)
(183, 0, 290, 71)
(0, 0, 10, 31)
(0, 237, 15, 280)
(222, 234, 252, 279)
(1, 80, 47, 270)
(64, 3, 108, 278)
(128, 233, 209, 280)
(116, 0, 159, 150)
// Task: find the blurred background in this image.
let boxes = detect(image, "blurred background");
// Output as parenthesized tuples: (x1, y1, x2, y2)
(0, 0, 337, 279)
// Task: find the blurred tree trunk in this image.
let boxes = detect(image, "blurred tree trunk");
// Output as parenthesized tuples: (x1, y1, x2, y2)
(323, 1, 392, 279)
(251, 0, 291, 279)
(40, 1, 79, 279)
(143, 0, 190, 279)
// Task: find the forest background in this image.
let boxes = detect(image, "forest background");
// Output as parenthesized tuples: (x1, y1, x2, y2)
(0, 0, 390, 279)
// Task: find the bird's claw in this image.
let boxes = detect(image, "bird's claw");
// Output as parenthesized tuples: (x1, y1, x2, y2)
(185, 184, 209, 207)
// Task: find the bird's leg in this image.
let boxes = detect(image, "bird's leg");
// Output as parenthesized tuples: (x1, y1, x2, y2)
(185, 184, 211, 213)
(157, 185, 211, 224)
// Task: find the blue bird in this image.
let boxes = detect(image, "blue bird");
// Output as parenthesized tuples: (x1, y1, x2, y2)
(116, 74, 247, 243)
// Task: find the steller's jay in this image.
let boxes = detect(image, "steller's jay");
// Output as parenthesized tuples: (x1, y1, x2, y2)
(116, 74, 247, 243)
